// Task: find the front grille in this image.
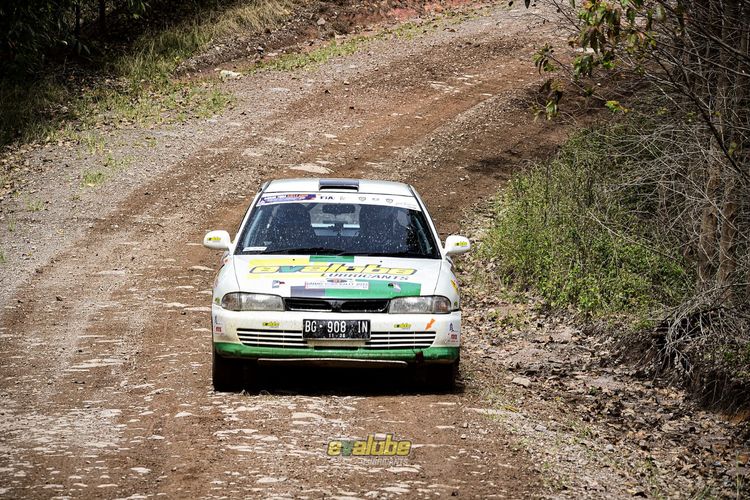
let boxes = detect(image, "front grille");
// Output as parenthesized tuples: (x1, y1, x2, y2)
(366, 331, 436, 349)
(236, 329, 436, 350)
(236, 328, 305, 347)
(340, 300, 389, 313)
(284, 298, 332, 312)
(284, 298, 389, 313)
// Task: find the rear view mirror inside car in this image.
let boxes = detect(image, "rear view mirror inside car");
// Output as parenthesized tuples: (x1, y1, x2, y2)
(322, 203, 356, 215)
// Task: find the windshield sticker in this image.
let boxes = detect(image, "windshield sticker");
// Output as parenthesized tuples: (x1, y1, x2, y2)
(257, 192, 420, 210)
(258, 193, 317, 205)
(305, 279, 369, 290)
(243, 246, 267, 252)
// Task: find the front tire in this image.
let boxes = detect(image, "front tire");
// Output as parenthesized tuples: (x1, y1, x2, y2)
(415, 360, 459, 391)
(431, 361, 459, 390)
(212, 349, 244, 392)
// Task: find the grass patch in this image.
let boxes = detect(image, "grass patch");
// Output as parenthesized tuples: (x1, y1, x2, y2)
(253, 37, 366, 72)
(112, 0, 298, 90)
(26, 198, 44, 212)
(482, 128, 692, 317)
(81, 170, 107, 187)
(80, 152, 134, 188)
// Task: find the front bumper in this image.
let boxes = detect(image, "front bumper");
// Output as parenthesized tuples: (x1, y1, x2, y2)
(211, 307, 461, 364)
(215, 343, 459, 364)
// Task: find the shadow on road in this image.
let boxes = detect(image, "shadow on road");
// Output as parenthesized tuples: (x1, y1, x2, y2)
(233, 365, 465, 396)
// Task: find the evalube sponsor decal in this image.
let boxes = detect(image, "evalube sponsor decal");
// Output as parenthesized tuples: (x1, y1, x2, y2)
(248, 262, 417, 280)
(327, 434, 412, 457)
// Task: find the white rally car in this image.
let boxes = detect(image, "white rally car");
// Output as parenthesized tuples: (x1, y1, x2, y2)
(202, 178, 470, 390)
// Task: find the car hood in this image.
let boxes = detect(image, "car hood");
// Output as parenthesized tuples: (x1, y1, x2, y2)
(232, 255, 443, 299)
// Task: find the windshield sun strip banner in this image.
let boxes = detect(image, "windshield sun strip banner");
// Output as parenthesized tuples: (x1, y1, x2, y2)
(256, 192, 421, 211)
(309, 255, 355, 263)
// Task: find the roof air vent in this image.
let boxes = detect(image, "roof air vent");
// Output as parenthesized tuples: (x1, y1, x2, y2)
(318, 179, 360, 191)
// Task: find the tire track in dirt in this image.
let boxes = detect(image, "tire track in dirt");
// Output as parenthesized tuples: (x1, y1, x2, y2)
(0, 4, 574, 498)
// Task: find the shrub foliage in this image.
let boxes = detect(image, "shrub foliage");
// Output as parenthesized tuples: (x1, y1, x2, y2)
(484, 127, 691, 315)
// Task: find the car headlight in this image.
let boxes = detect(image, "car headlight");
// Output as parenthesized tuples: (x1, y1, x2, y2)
(389, 296, 452, 314)
(221, 293, 284, 311)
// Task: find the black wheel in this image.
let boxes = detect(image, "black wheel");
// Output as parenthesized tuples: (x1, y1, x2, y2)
(415, 360, 459, 391)
(212, 349, 244, 392)
(431, 361, 459, 390)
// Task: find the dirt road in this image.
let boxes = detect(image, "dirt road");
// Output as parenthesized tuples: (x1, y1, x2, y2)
(4, 3, 722, 498)
(0, 4, 564, 497)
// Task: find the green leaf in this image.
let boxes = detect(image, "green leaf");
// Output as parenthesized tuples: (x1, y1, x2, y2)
(604, 100, 628, 113)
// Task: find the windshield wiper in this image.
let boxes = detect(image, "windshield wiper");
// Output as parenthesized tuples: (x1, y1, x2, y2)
(247, 248, 431, 258)
(336, 251, 427, 258)
(261, 247, 350, 255)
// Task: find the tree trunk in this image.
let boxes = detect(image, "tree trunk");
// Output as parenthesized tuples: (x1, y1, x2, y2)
(698, 144, 721, 289)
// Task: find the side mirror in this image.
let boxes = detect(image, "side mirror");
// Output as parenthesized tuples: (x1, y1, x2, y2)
(203, 230, 232, 251)
(444, 235, 471, 256)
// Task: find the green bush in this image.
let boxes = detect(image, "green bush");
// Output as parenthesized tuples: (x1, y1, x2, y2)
(482, 129, 691, 316)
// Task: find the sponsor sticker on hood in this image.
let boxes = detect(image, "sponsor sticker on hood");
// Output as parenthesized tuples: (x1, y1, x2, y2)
(235, 255, 442, 299)
(304, 279, 369, 290)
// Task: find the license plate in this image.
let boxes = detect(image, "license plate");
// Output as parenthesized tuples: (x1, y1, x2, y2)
(302, 319, 371, 339)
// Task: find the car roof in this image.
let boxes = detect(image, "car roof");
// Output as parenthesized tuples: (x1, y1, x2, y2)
(262, 178, 415, 197)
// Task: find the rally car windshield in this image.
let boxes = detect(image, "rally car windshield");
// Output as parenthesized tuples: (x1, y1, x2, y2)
(236, 200, 441, 258)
